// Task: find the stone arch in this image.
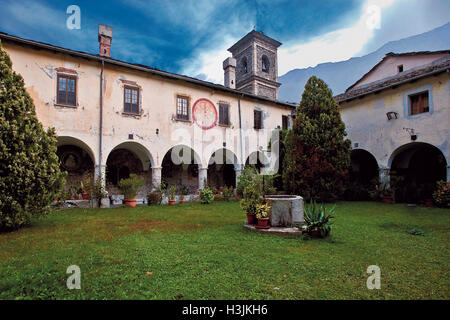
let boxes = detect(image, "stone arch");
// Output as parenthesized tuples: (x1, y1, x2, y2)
(389, 142, 447, 203)
(105, 142, 154, 198)
(107, 141, 154, 170)
(350, 149, 379, 183)
(56, 136, 96, 199)
(245, 151, 270, 173)
(161, 144, 202, 192)
(344, 148, 379, 201)
(207, 148, 239, 188)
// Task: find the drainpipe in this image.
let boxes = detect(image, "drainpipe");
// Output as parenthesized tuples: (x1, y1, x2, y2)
(98, 59, 104, 182)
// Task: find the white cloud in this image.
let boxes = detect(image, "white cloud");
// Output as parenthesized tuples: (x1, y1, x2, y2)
(278, 0, 396, 75)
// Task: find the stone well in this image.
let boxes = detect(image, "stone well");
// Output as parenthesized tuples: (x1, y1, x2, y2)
(265, 195, 304, 227)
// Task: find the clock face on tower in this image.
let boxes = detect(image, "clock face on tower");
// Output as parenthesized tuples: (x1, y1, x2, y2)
(192, 98, 218, 130)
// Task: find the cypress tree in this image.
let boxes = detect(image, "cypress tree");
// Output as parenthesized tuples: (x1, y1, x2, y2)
(283, 76, 351, 202)
(0, 40, 66, 231)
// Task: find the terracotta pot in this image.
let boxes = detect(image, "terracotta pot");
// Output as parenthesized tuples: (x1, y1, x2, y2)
(246, 213, 257, 225)
(255, 217, 270, 229)
(381, 196, 393, 204)
(81, 191, 89, 200)
(308, 230, 320, 237)
(425, 199, 433, 207)
(169, 199, 175, 206)
(124, 198, 137, 208)
(180, 199, 185, 204)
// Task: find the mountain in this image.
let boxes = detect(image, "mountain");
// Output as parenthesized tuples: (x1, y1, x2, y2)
(278, 22, 450, 103)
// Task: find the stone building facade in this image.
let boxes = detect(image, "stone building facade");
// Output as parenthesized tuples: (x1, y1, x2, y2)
(227, 31, 281, 100)
(0, 28, 295, 203)
(336, 51, 450, 202)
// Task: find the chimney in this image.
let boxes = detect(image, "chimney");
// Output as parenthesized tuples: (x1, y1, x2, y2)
(223, 57, 236, 89)
(98, 24, 113, 57)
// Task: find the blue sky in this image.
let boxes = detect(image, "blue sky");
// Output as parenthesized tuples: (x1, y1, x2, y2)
(0, 0, 449, 84)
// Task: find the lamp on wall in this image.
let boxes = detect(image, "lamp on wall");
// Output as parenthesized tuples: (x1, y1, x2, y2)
(403, 127, 417, 141)
(386, 111, 398, 120)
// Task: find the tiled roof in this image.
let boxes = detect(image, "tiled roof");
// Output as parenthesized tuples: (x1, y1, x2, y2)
(0, 31, 296, 109)
(335, 56, 450, 103)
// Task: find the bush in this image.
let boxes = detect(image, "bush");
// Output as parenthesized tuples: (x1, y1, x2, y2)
(0, 41, 66, 231)
(222, 186, 234, 201)
(304, 201, 335, 238)
(118, 174, 144, 199)
(237, 166, 276, 197)
(147, 192, 162, 205)
(433, 180, 450, 208)
(199, 187, 214, 204)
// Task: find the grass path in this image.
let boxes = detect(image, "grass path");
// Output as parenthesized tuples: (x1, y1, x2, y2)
(0, 201, 448, 299)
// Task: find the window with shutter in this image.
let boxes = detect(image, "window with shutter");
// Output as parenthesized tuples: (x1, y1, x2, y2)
(282, 115, 288, 130)
(219, 103, 230, 125)
(254, 110, 262, 129)
(409, 91, 429, 115)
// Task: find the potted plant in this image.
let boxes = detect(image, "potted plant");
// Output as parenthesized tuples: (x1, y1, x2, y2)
(80, 181, 89, 200)
(118, 174, 144, 207)
(240, 184, 262, 224)
(180, 185, 189, 204)
(168, 185, 177, 205)
(378, 182, 394, 204)
(304, 201, 335, 238)
(255, 203, 271, 229)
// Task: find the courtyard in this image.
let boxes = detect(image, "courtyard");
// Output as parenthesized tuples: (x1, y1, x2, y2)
(0, 201, 448, 300)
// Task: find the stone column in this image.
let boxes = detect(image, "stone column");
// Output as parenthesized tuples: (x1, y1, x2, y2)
(379, 167, 390, 187)
(234, 164, 243, 188)
(151, 167, 162, 191)
(198, 167, 208, 190)
(94, 164, 107, 187)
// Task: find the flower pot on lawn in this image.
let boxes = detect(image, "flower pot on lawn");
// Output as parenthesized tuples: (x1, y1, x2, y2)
(81, 190, 89, 200)
(425, 199, 433, 207)
(180, 199, 185, 204)
(124, 198, 137, 208)
(168, 199, 175, 206)
(255, 217, 270, 229)
(381, 195, 393, 204)
(308, 230, 320, 237)
(246, 213, 256, 225)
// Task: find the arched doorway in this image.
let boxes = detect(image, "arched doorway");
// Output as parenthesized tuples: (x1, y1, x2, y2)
(207, 149, 238, 189)
(245, 151, 269, 174)
(161, 145, 201, 192)
(105, 142, 153, 198)
(56, 136, 95, 200)
(345, 149, 379, 200)
(390, 142, 447, 203)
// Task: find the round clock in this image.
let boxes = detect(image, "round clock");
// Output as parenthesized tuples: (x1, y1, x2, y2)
(192, 98, 217, 130)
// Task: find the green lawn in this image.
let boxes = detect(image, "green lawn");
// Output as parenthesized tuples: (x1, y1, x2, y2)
(0, 201, 448, 300)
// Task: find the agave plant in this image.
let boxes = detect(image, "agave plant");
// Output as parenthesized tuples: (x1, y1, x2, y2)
(304, 200, 335, 238)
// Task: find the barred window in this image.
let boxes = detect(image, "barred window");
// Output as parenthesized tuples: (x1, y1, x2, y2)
(57, 75, 76, 106)
(176, 96, 189, 120)
(282, 115, 288, 130)
(124, 86, 139, 114)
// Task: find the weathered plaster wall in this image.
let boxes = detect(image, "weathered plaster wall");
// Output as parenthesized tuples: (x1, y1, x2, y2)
(3, 41, 291, 192)
(340, 73, 450, 169)
(355, 54, 450, 88)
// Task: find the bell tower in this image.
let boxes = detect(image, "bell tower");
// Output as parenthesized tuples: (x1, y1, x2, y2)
(227, 31, 281, 100)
